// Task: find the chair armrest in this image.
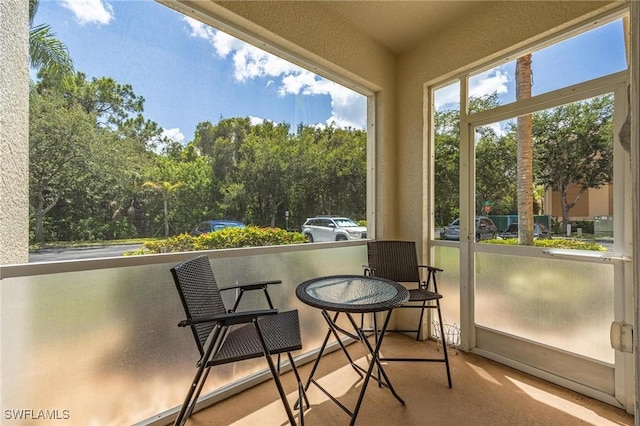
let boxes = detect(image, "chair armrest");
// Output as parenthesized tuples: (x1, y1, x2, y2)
(220, 280, 282, 292)
(178, 309, 278, 327)
(221, 280, 283, 311)
(418, 265, 443, 272)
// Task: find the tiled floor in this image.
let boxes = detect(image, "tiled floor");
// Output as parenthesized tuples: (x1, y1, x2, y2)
(185, 333, 634, 426)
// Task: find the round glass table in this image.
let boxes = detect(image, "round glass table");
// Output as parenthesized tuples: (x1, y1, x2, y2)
(296, 275, 409, 425)
(296, 275, 409, 313)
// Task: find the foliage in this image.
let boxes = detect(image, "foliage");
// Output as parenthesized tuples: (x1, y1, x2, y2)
(434, 92, 614, 234)
(239, 122, 293, 226)
(27, 15, 365, 245)
(29, 0, 74, 82)
(475, 126, 517, 216)
(29, 71, 159, 243)
(29, 89, 97, 242)
(533, 95, 613, 233)
(572, 220, 594, 234)
(141, 180, 183, 237)
(484, 238, 606, 251)
(185, 119, 366, 231)
(126, 226, 307, 255)
(434, 109, 460, 226)
(435, 92, 516, 226)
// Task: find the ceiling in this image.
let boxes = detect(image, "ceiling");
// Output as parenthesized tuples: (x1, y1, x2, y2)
(320, 1, 486, 54)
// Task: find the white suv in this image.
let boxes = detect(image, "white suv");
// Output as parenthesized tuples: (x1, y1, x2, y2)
(301, 216, 367, 242)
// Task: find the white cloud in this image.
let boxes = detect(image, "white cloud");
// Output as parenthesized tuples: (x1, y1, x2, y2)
(434, 68, 510, 111)
(434, 83, 460, 110)
(324, 84, 366, 129)
(469, 68, 509, 98)
(485, 122, 508, 137)
(60, 0, 114, 26)
(248, 116, 265, 126)
(184, 17, 214, 40)
(184, 17, 365, 129)
(161, 128, 185, 143)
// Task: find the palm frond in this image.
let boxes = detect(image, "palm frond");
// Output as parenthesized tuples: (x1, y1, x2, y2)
(29, 24, 74, 80)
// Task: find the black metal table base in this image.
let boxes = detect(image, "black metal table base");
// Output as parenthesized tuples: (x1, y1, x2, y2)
(299, 309, 405, 425)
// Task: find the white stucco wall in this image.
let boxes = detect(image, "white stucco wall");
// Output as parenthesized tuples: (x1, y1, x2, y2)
(0, 0, 29, 265)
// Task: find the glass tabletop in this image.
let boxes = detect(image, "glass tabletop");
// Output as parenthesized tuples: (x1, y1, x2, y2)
(296, 275, 409, 313)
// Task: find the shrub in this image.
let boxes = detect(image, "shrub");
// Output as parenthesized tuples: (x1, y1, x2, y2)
(126, 226, 307, 255)
(572, 220, 594, 234)
(484, 238, 606, 251)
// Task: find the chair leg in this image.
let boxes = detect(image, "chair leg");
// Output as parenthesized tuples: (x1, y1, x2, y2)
(287, 352, 308, 423)
(253, 320, 300, 425)
(174, 363, 212, 426)
(175, 325, 224, 426)
(415, 300, 427, 341)
(435, 299, 452, 388)
(265, 352, 299, 425)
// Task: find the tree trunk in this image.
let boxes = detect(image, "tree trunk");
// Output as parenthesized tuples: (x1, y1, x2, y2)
(516, 54, 534, 245)
(34, 195, 45, 243)
(163, 197, 169, 237)
(562, 197, 571, 235)
(32, 190, 59, 243)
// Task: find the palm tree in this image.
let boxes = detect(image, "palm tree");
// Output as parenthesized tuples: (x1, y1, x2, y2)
(516, 53, 534, 245)
(142, 181, 183, 237)
(29, 0, 74, 81)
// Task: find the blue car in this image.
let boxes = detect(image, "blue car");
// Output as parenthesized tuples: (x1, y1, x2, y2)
(190, 220, 246, 236)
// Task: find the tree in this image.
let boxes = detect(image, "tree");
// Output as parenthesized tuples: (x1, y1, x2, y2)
(239, 121, 293, 226)
(60, 73, 162, 150)
(434, 92, 507, 226)
(29, 91, 96, 242)
(322, 126, 367, 219)
(475, 128, 517, 216)
(30, 70, 161, 241)
(285, 124, 366, 226)
(434, 109, 461, 226)
(143, 156, 214, 234)
(533, 95, 613, 232)
(142, 181, 183, 237)
(288, 125, 331, 225)
(516, 54, 534, 244)
(29, 0, 74, 81)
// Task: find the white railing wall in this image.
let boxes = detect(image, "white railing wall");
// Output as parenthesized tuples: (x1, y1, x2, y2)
(0, 243, 366, 425)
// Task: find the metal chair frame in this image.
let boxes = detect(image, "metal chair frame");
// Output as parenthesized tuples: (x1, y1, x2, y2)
(170, 255, 307, 425)
(364, 240, 452, 388)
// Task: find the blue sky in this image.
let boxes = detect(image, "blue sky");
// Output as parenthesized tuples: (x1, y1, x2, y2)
(34, 0, 366, 144)
(436, 18, 627, 109)
(34, 1, 627, 143)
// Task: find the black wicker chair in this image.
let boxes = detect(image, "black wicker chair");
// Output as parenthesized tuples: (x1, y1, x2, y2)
(170, 255, 307, 425)
(364, 240, 452, 388)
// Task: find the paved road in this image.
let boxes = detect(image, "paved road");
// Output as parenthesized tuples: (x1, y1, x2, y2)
(29, 244, 143, 263)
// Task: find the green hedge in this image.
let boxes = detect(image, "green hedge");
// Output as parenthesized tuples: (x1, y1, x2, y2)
(126, 226, 307, 255)
(484, 238, 606, 251)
